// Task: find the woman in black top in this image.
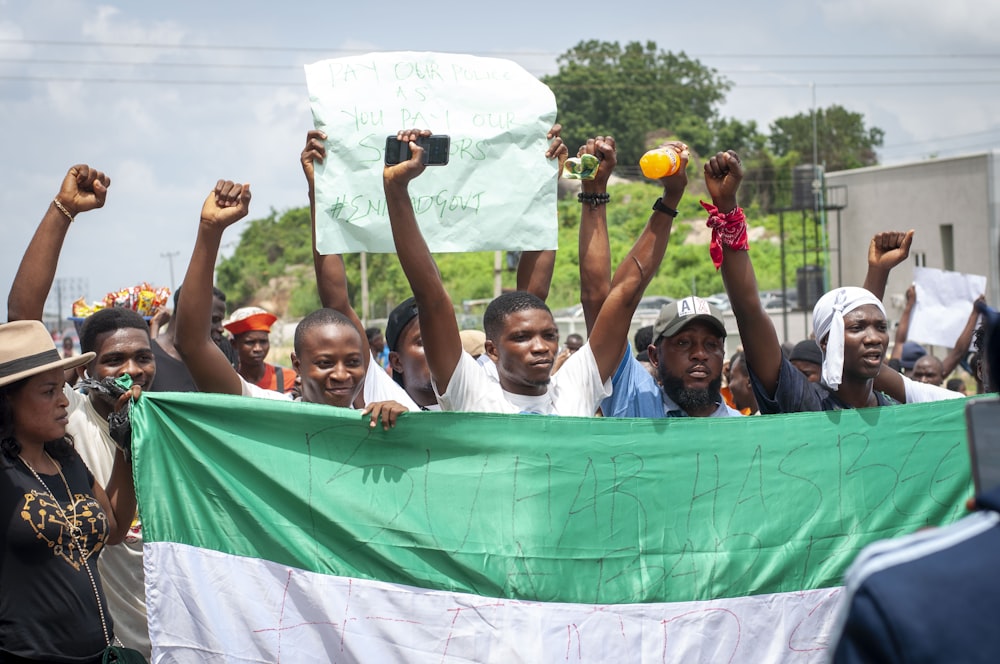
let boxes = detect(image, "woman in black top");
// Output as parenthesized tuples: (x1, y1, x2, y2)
(0, 320, 138, 663)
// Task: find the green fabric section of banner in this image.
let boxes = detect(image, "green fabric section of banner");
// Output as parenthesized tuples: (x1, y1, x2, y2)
(132, 392, 971, 606)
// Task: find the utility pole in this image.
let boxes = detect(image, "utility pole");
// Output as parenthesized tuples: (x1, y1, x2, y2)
(161, 251, 181, 291)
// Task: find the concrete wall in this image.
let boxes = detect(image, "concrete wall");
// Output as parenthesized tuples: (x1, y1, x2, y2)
(825, 151, 1000, 329)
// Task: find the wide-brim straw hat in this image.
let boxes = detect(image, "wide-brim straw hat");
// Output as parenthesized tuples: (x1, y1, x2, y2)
(0, 320, 95, 388)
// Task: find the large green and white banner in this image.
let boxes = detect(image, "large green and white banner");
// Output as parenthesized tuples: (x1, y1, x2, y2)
(133, 393, 971, 662)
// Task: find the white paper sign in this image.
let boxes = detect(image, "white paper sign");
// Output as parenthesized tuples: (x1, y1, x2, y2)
(909, 266, 985, 347)
(305, 52, 559, 254)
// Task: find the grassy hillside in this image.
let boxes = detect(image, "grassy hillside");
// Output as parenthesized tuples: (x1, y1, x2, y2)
(216, 180, 829, 321)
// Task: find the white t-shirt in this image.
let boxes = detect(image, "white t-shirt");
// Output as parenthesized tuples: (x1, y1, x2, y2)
(434, 342, 611, 416)
(65, 386, 150, 659)
(241, 352, 419, 411)
(902, 375, 965, 404)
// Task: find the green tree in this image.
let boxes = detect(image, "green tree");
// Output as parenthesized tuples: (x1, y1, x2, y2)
(769, 104, 884, 172)
(542, 40, 731, 168)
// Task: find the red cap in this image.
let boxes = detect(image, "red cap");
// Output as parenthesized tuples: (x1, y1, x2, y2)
(223, 307, 277, 336)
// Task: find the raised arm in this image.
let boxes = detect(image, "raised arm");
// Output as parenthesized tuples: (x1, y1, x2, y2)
(713, 151, 783, 395)
(578, 136, 616, 336)
(862, 230, 913, 301)
(383, 129, 463, 393)
(943, 294, 985, 376)
(302, 129, 373, 365)
(890, 285, 915, 362)
(174, 181, 253, 396)
(587, 141, 689, 382)
(8, 165, 110, 321)
(514, 124, 567, 301)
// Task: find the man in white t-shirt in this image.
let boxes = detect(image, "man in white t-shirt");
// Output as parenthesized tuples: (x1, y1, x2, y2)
(383, 128, 690, 415)
(174, 180, 413, 428)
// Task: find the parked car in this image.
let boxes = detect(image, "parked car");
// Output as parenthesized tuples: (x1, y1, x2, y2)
(760, 289, 799, 311)
(704, 293, 731, 312)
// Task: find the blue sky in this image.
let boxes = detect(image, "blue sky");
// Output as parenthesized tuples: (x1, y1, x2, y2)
(2, 0, 998, 324)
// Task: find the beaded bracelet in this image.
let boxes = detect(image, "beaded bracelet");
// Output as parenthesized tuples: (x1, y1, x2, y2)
(578, 192, 610, 209)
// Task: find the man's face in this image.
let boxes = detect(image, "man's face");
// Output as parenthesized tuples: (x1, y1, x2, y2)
(235, 331, 270, 370)
(911, 356, 945, 385)
(80, 328, 156, 408)
(565, 336, 583, 353)
(728, 357, 757, 413)
(389, 318, 433, 400)
(210, 296, 227, 344)
(293, 324, 366, 409)
(650, 320, 725, 414)
(832, 305, 889, 382)
(791, 359, 822, 383)
(369, 333, 386, 354)
(487, 309, 559, 396)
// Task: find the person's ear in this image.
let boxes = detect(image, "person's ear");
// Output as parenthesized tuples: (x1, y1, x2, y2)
(389, 351, 403, 374)
(647, 343, 660, 369)
(290, 352, 300, 373)
(485, 340, 499, 363)
(77, 363, 91, 380)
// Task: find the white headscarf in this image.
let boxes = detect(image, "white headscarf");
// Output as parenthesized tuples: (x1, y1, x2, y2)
(811, 287, 886, 391)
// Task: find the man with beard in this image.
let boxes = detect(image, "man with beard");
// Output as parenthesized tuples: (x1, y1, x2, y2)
(602, 296, 741, 418)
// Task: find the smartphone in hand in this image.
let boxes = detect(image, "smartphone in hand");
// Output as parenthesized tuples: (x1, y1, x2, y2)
(385, 135, 451, 166)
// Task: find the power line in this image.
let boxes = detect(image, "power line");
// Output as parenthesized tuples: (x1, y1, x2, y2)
(6, 57, 1000, 78)
(3, 38, 1000, 60)
(5, 74, 999, 90)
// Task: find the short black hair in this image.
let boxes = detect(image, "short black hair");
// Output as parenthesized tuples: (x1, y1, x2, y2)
(946, 377, 966, 392)
(80, 308, 150, 354)
(173, 284, 227, 308)
(729, 350, 746, 372)
(634, 326, 653, 353)
(294, 308, 360, 355)
(365, 326, 382, 342)
(483, 291, 551, 341)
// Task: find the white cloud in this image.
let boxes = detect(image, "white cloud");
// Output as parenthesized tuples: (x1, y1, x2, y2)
(820, 0, 1000, 46)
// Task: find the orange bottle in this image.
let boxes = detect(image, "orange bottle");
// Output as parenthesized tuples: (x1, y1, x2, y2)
(639, 147, 682, 179)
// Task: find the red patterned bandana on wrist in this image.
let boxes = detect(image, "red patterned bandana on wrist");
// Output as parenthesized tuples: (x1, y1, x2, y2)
(701, 200, 749, 269)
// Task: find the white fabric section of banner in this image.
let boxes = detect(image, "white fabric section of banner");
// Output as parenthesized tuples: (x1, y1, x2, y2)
(145, 542, 843, 663)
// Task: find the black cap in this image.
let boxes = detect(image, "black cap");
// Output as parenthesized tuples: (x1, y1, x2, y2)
(789, 339, 823, 366)
(385, 297, 419, 352)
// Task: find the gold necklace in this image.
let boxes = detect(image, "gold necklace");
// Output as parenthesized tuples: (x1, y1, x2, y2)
(19, 451, 114, 648)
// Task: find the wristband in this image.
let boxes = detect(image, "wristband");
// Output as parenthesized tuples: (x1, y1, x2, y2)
(700, 200, 748, 269)
(652, 197, 678, 217)
(578, 192, 610, 209)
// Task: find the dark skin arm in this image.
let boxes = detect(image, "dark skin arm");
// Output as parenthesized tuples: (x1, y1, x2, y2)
(8, 165, 110, 321)
(585, 140, 689, 382)
(890, 285, 915, 362)
(714, 152, 784, 396)
(514, 124, 567, 300)
(862, 230, 913, 301)
(943, 294, 985, 376)
(578, 136, 616, 336)
(383, 129, 464, 394)
(90, 385, 140, 546)
(302, 129, 374, 371)
(174, 181, 253, 396)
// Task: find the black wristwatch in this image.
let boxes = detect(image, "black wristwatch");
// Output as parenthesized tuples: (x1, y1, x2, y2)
(652, 197, 678, 217)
